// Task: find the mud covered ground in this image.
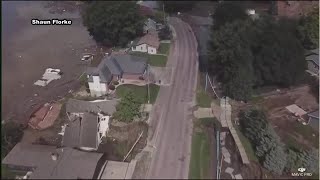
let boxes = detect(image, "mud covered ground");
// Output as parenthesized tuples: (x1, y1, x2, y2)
(2, 1, 100, 124)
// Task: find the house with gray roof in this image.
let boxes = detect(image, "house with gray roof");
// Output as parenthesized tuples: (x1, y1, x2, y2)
(306, 48, 319, 76)
(307, 110, 319, 131)
(66, 98, 118, 116)
(144, 18, 157, 34)
(62, 112, 100, 151)
(2, 143, 105, 179)
(86, 54, 147, 97)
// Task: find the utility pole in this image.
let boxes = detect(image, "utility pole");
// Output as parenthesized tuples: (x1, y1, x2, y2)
(205, 72, 208, 92)
(163, 2, 166, 24)
(147, 64, 150, 104)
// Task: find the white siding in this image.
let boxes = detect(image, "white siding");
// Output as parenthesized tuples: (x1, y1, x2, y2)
(147, 46, 157, 54)
(88, 75, 107, 97)
(132, 44, 147, 53)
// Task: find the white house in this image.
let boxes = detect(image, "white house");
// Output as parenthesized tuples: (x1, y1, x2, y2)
(86, 55, 148, 97)
(131, 32, 160, 54)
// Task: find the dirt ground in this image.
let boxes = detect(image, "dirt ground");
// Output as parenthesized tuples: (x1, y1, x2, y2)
(232, 85, 319, 150)
(2, 1, 101, 124)
(98, 121, 149, 162)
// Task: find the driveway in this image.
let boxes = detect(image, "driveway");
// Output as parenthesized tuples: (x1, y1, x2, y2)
(146, 17, 199, 179)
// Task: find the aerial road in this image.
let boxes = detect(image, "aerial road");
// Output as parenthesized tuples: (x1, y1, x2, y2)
(147, 17, 199, 179)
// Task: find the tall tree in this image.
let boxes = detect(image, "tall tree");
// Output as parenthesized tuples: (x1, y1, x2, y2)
(263, 144, 287, 175)
(159, 1, 196, 14)
(297, 6, 319, 49)
(239, 108, 269, 144)
(82, 1, 145, 47)
(252, 16, 306, 87)
(212, 1, 248, 30)
(113, 91, 142, 123)
(208, 20, 254, 100)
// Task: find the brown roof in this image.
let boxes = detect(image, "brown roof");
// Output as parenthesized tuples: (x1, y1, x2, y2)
(136, 33, 160, 49)
(28, 103, 62, 130)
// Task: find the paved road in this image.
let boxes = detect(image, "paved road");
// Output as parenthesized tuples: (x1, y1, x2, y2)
(147, 17, 198, 179)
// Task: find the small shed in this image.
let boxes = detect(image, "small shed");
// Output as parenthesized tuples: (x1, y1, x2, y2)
(286, 104, 307, 117)
(306, 110, 319, 131)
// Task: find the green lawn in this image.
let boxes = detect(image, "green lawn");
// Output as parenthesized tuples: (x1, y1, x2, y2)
(196, 89, 211, 108)
(291, 121, 319, 148)
(116, 84, 160, 104)
(129, 52, 168, 67)
(158, 43, 171, 55)
(148, 54, 167, 67)
(189, 118, 218, 179)
(189, 131, 211, 179)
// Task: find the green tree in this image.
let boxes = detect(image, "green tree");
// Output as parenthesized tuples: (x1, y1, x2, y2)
(263, 144, 287, 175)
(158, 25, 171, 40)
(285, 148, 319, 174)
(212, 1, 248, 30)
(208, 20, 254, 100)
(159, 1, 196, 14)
(2, 122, 24, 158)
(239, 108, 269, 145)
(252, 16, 306, 87)
(208, 14, 306, 100)
(113, 91, 142, 123)
(82, 1, 145, 47)
(255, 126, 281, 158)
(297, 6, 319, 49)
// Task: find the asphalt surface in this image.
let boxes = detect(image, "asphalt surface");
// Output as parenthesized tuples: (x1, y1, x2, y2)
(147, 17, 199, 179)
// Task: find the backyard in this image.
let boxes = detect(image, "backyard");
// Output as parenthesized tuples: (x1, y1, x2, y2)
(115, 84, 160, 104)
(130, 52, 168, 67)
(158, 43, 171, 55)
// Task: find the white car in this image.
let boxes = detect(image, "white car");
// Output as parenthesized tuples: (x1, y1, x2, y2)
(81, 54, 93, 61)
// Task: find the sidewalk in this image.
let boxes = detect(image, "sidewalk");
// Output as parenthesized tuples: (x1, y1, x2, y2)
(220, 97, 250, 164)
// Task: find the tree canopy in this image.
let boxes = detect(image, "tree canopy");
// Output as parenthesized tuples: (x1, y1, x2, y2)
(297, 6, 319, 49)
(208, 14, 306, 100)
(82, 1, 145, 47)
(239, 108, 287, 174)
(212, 1, 248, 30)
(113, 91, 142, 123)
(159, 1, 196, 14)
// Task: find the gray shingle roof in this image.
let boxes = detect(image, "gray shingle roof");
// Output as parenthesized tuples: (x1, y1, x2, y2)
(2, 143, 103, 179)
(66, 99, 118, 115)
(310, 48, 319, 55)
(308, 110, 319, 119)
(113, 55, 147, 74)
(86, 55, 147, 82)
(63, 112, 98, 149)
(306, 54, 319, 66)
(144, 18, 157, 32)
(106, 57, 123, 75)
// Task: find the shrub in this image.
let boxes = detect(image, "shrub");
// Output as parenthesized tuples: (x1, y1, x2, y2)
(108, 84, 115, 91)
(263, 144, 287, 175)
(113, 81, 119, 85)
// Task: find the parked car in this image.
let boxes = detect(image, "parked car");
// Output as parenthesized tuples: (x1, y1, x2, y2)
(81, 54, 93, 61)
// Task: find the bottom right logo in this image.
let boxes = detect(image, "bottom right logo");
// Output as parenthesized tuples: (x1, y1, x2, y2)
(291, 167, 312, 177)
